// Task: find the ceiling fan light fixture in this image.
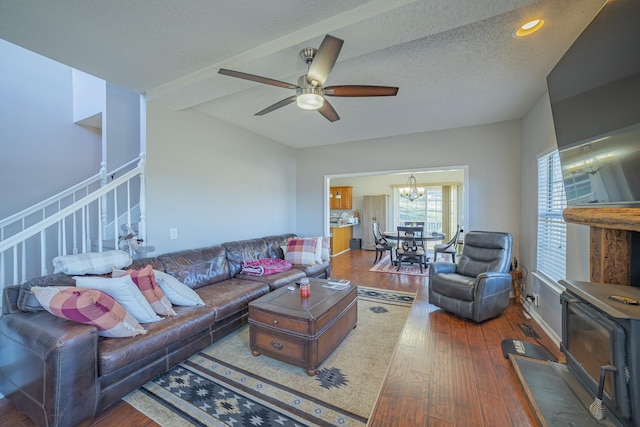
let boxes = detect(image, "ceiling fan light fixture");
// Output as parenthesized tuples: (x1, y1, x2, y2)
(296, 89, 324, 110)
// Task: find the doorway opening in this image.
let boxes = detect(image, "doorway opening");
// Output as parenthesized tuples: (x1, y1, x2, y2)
(326, 166, 468, 251)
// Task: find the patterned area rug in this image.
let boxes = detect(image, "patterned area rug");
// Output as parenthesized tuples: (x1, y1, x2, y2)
(369, 255, 429, 277)
(123, 286, 414, 427)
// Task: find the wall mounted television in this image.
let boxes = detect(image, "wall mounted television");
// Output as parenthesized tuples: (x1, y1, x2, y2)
(547, 0, 640, 207)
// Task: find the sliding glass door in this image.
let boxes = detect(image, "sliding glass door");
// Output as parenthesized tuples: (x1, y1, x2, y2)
(393, 184, 462, 248)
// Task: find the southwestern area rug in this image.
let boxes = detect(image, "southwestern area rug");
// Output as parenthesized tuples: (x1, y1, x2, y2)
(123, 286, 415, 427)
(369, 255, 430, 277)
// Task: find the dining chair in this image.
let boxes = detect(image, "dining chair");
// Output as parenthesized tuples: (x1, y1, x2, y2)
(395, 226, 427, 273)
(433, 225, 462, 262)
(372, 222, 396, 265)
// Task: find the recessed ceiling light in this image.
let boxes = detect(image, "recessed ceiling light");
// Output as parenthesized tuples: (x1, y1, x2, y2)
(513, 19, 545, 37)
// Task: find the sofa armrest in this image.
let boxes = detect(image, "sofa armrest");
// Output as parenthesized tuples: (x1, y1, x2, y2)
(473, 272, 512, 301)
(0, 311, 100, 427)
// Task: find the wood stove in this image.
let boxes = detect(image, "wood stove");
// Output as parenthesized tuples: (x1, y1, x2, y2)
(561, 279, 640, 426)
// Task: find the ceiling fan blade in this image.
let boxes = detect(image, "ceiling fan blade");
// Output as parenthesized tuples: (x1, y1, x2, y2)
(317, 99, 340, 122)
(324, 85, 399, 97)
(218, 68, 297, 90)
(254, 96, 296, 116)
(306, 35, 344, 86)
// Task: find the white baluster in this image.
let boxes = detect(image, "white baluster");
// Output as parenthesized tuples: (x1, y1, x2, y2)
(13, 245, 19, 285)
(113, 185, 119, 250)
(40, 232, 46, 276)
(100, 161, 107, 250)
(97, 196, 103, 252)
(72, 210, 78, 255)
(82, 205, 88, 253)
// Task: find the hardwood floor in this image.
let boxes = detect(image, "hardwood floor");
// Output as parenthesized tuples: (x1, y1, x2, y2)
(0, 249, 561, 426)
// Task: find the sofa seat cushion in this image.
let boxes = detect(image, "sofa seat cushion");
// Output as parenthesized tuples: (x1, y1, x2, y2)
(238, 268, 306, 290)
(429, 273, 476, 301)
(98, 304, 216, 375)
(196, 278, 270, 320)
(159, 245, 231, 290)
(291, 262, 329, 278)
(97, 279, 269, 375)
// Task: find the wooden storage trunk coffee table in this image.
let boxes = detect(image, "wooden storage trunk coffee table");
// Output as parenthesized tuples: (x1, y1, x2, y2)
(248, 279, 357, 376)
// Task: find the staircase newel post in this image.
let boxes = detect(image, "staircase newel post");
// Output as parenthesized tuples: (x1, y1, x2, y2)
(138, 153, 147, 244)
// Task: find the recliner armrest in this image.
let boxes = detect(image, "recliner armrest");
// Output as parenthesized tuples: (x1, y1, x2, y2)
(0, 311, 100, 427)
(429, 262, 457, 274)
(473, 272, 512, 300)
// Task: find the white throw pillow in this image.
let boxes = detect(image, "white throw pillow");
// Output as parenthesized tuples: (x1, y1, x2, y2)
(319, 236, 330, 262)
(74, 275, 162, 323)
(53, 250, 132, 275)
(314, 237, 323, 264)
(153, 270, 205, 306)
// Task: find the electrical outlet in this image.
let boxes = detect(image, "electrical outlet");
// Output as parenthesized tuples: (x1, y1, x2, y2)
(170, 228, 178, 240)
(534, 293, 540, 307)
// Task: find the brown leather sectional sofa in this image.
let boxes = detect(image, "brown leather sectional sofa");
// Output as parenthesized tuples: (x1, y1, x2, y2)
(0, 233, 329, 427)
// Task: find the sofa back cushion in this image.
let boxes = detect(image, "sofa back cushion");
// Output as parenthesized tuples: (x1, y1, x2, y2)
(18, 273, 78, 312)
(129, 257, 165, 272)
(262, 234, 296, 259)
(222, 238, 270, 277)
(159, 245, 231, 290)
(455, 231, 512, 277)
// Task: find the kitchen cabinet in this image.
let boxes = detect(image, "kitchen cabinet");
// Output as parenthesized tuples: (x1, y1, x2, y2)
(330, 225, 353, 256)
(329, 186, 352, 210)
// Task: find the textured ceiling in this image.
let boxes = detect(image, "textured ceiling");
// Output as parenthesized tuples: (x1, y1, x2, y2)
(0, 0, 606, 148)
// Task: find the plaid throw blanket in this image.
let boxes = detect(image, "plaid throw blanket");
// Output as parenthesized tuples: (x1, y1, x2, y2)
(241, 258, 292, 276)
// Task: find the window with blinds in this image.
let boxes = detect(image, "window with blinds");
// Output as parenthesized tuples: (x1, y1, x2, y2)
(537, 150, 567, 283)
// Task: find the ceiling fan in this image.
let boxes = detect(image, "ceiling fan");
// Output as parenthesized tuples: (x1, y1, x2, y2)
(218, 35, 399, 122)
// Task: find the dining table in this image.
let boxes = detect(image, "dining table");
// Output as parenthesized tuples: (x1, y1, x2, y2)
(381, 231, 446, 265)
(382, 231, 446, 243)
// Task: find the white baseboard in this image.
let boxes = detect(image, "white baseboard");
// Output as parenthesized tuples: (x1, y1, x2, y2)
(523, 300, 561, 347)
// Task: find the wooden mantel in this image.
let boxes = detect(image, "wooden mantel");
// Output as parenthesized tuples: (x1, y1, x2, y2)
(563, 207, 640, 285)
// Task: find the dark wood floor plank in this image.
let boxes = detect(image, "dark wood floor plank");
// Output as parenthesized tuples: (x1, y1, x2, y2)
(1, 249, 561, 427)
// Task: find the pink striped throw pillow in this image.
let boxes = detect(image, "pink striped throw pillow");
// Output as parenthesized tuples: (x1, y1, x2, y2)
(31, 286, 146, 337)
(113, 264, 176, 316)
(285, 237, 321, 265)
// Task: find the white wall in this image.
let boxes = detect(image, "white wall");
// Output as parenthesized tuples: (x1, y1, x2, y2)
(296, 121, 522, 255)
(520, 91, 590, 342)
(0, 40, 102, 218)
(145, 103, 297, 253)
(105, 82, 141, 170)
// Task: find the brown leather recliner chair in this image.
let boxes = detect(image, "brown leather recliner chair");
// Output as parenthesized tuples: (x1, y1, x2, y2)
(428, 231, 513, 322)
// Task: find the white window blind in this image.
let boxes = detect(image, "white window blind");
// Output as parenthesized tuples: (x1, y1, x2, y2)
(537, 150, 567, 283)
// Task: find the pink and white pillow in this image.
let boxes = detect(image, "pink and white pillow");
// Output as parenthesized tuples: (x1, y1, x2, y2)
(31, 286, 146, 337)
(285, 237, 322, 265)
(112, 265, 176, 316)
(74, 275, 162, 323)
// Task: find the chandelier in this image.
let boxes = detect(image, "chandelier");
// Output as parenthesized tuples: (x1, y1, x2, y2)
(400, 174, 424, 202)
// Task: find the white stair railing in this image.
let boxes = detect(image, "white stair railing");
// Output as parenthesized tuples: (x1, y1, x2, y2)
(0, 154, 147, 296)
